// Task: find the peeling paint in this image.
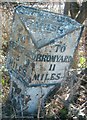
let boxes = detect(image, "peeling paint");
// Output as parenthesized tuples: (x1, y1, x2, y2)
(6, 6, 83, 114)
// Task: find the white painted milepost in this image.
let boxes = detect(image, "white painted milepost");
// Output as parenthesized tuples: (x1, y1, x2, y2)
(6, 6, 83, 115)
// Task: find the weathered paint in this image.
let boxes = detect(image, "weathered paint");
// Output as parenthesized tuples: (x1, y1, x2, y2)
(6, 6, 83, 114)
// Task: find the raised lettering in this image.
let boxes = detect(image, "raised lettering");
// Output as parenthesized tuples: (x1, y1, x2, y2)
(51, 55, 56, 62)
(33, 74, 40, 80)
(55, 44, 61, 52)
(56, 73, 61, 80)
(45, 74, 49, 80)
(50, 73, 56, 80)
(49, 64, 56, 71)
(61, 45, 66, 52)
(41, 74, 44, 80)
(55, 44, 66, 52)
(56, 55, 62, 62)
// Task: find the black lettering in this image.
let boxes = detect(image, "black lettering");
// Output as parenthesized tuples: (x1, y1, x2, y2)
(56, 73, 61, 80)
(50, 73, 61, 80)
(55, 44, 66, 52)
(33, 74, 40, 80)
(56, 55, 61, 62)
(47, 55, 51, 62)
(63, 56, 69, 62)
(52, 55, 56, 62)
(45, 74, 49, 80)
(55, 44, 61, 52)
(63, 56, 73, 62)
(50, 73, 56, 80)
(49, 64, 56, 71)
(60, 56, 63, 62)
(34, 54, 72, 63)
(43, 55, 47, 62)
(68, 56, 73, 62)
(61, 45, 66, 52)
(36, 54, 42, 61)
(41, 74, 44, 80)
(57, 55, 63, 62)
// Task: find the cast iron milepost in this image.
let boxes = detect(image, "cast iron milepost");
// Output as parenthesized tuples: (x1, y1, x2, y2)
(6, 6, 83, 115)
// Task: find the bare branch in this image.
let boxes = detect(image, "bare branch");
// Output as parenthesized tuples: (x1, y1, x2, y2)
(70, 2, 80, 19)
(76, 2, 87, 23)
(64, 2, 70, 15)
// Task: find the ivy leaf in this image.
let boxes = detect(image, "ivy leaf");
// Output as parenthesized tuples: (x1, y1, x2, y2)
(1, 79, 5, 86)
